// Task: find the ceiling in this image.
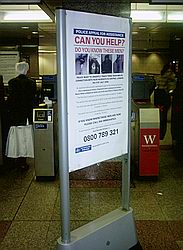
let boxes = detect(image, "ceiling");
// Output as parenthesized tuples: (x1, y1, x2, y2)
(0, 0, 183, 54)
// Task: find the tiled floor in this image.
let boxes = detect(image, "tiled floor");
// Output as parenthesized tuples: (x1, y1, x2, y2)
(0, 148, 183, 250)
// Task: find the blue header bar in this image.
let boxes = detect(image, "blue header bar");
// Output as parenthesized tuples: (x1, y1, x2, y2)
(74, 28, 125, 38)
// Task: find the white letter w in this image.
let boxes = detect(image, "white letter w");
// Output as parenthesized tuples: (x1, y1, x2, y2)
(143, 135, 156, 144)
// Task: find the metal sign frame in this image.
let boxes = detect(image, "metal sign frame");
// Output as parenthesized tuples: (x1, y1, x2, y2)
(56, 8, 137, 249)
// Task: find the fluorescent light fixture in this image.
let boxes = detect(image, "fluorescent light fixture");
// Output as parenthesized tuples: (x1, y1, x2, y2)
(150, 0, 183, 3)
(132, 31, 138, 35)
(167, 11, 183, 22)
(39, 50, 56, 53)
(0, 10, 52, 22)
(139, 26, 147, 30)
(21, 26, 30, 29)
(0, 0, 41, 3)
(131, 10, 165, 22)
(130, 3, 183, 23)
(21, 45, 38, 48)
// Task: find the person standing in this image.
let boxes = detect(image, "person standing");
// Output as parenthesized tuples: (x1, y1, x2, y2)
(6, 61, 36, 169)
(154, 63, 176, 140)
(171, 64, 183, 161)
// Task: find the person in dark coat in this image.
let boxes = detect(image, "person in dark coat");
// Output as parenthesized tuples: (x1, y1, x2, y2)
(7, 62, 36, 126)
(171, 65, 183, 161)
(6, 61, 36, 169)
(154, 64, 176, 140)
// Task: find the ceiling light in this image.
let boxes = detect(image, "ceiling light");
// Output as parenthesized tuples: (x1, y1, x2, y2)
(21, 45, 38, 48)
(139, 26, 147, 30)
(21, 26, 30, 29)
(175, 37, 181, 41)
(131, 10, 165, 22)
(167, 11, 183, 22)
(0, 0, 41, 3)
(150, 0, 182, 3)
(130, 3, 183, 24)
(39, 50, 56, 53)
(0, 10, 52, 22)
(32, 31, 39, 34)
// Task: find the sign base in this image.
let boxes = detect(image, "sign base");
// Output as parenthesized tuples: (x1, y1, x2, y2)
(57, 208, 137, 250)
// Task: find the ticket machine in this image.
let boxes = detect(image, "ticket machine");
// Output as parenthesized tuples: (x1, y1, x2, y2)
(33, 106, 58, 180)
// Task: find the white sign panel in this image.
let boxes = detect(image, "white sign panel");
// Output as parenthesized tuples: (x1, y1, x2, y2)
(0, 51, 19, 84)
(65, 10, 130, 172)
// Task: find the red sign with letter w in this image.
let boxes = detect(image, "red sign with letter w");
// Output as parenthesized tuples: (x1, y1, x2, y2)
(140, 128, 160, 176)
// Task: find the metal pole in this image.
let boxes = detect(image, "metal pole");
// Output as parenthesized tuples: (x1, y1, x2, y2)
(122, 18, 132, 211)
(56, 9, 71, 243)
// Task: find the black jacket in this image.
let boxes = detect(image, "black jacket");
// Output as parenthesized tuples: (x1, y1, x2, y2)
(7, 74, 36, 126)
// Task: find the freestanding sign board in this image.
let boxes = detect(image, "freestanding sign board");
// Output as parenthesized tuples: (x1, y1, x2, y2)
(66, 11, 130, 172)
(56, 9, 137, 250)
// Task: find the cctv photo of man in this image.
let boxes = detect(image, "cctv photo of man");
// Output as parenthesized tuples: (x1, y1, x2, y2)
(101, 54, 112, 74)
(113, 54, 124, 73)
(89, 54, 100, 74)
(75, 54, 88, 75)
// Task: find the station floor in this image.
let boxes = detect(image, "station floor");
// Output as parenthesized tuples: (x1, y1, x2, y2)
(0, 147, 183, 250)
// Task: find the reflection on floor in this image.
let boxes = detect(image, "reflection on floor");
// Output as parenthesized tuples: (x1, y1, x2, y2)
(0, 149, 183, 249)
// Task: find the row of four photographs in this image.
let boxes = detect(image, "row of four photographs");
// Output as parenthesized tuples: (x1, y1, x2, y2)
(75, 53, 124, 75)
